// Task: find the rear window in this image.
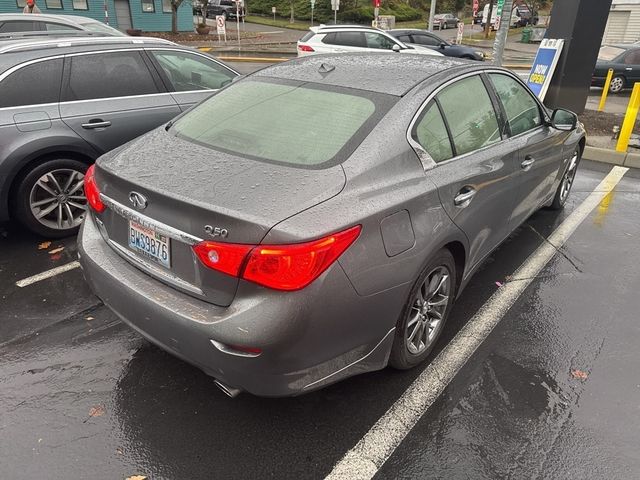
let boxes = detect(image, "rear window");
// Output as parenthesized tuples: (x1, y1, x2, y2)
(300, 30, 315, 42)
(172, 79, 394, 168)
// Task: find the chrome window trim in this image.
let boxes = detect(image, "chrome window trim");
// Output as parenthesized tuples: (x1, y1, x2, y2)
(0, 54, 64, 83)
(0, 36, 174, 54)
(146, 46, 240, 76)
(407, 68, 544, 170)
(100, 194, 203, 246)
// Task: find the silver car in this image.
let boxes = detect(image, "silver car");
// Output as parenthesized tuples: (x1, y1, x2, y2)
(79, 53, 585, 397)
(0, 36, 237, 237)
(0, 13, 125, 36)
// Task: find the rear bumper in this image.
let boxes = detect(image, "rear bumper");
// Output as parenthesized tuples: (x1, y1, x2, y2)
(78, 214, 401, 397)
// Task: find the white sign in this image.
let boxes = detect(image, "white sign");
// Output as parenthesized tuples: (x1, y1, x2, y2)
(330, 0, 339, 11)
(310, 0, 315, 6)
(216, 15, 226, 35)
(527, 38, 564, 101)
(271, 6, 276, 13)
(456, 22, 464, 44)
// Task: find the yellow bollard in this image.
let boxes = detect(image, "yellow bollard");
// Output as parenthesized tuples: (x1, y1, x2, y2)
(598, 68, 614, 112)
(616, 82, 640, 152)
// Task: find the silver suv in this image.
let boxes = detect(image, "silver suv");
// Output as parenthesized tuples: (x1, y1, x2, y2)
(0, 36, 237, 237)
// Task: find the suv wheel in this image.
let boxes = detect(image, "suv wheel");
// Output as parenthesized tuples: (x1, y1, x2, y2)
(13, 158, 88, 238)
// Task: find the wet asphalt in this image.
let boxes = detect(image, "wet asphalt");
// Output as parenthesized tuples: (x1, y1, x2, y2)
(1, 160, 638, 480)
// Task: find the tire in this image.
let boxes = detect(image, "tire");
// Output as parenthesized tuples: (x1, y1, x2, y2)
(13, 158, 89, 238)
(389, 248, 457, 370)
(222, 11, 227, 20)
(609, 75, 625, 94)
(549, 148, 580, 210)
(442, 22, 447, 30)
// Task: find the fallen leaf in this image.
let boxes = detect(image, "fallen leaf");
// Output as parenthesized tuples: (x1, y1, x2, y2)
(495, 281, 503, 287)
(125, 476, 147, 480)
(85, 316, 94, 321)
(48, 246, 64, 255)
(571, 369, 588, 380)
(88, 405, 105, 417)
(38, 241, 52, 250)
(50, 253, 62, 261)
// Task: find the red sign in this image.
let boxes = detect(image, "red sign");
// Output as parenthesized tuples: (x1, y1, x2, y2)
(373, 0, 380, 7)
(472, 0, 479, 16)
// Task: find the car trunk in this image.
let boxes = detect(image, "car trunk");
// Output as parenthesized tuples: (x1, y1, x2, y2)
(94, 128, 346, 306)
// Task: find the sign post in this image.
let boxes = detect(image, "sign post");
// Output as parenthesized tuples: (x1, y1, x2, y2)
(456, 22, 464, 44)
(331, 0, 339, 24)
(272, 6, 276, 21)
(236, 0, 241, 49)
(526, 38, 564, 101)
(494, 0, 505, 30)
(310, 0, 315, 25)
(216, 15, 227, 43)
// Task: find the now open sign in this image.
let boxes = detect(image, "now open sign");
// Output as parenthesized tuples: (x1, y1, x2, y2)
(527, 38, 564, 101)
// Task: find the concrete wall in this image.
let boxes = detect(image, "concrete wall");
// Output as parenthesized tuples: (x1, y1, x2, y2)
(0, 0, 193, 32)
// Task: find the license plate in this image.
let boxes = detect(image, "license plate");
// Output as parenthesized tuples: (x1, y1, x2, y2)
(128, 221, 170, 268)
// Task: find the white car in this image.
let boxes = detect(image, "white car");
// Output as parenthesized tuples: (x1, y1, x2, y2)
(297, 25, 443, 57)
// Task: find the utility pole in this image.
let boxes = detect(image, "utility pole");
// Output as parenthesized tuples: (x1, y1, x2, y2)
(428, 0, 436, 32)
(492, 0, 512, 66)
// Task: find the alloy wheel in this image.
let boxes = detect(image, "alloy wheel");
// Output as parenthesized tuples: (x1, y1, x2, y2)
(29, 168, 87, 231)
(405, 266, 451, 355)
(610, 77, 624, 93)
(559, 151, 578, 204)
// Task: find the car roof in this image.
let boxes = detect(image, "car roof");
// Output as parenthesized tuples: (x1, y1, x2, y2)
(389, 29, 438, 35)
(0, 13, 99, 25)
(309, 24, 385, 34)
(253, 52, 474, 96)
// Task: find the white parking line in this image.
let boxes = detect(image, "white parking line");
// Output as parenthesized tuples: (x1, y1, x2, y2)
(325, 165, 629, 480)
(15, 261, 81, 288)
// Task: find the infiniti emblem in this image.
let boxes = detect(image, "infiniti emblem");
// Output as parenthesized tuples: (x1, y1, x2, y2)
(129, 191, 148, 210)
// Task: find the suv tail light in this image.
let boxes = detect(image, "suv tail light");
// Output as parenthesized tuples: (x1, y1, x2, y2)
(192, 225, 361, 291)
(298, 44, 315, 52)
(84, 164, 105, 213)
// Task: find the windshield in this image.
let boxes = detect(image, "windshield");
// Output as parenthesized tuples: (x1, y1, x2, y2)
(599, 46, 625, 61)
(79, 21, 126, 36)
(172, 79, 394, 167)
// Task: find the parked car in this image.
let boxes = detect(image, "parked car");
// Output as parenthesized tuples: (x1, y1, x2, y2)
(473, 9, 484, 24)
(0, 13, 125, 36)
(482, 3, 532, 29)
(0, 36, 238, 237)
(206, 0, 245, 20)
(79, 53, 585, 397)
(297, 25, 443, 57)
(389, 29, 484, 60)
(592, 44, 640, 93)
(432, 13, 459, 30)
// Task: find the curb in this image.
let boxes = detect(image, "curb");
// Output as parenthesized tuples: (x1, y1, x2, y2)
(584, 145, 639, 168)
(217, 55, 289, 62)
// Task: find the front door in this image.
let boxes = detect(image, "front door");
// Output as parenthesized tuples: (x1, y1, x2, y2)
(411, 74, 518, 271)
(59, 51, 181, 155)
(486, 72, 565, 228)
(114, 0, 133, 31)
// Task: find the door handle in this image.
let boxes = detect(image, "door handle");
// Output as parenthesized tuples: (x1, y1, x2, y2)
(521, 156, 536, 170)
(81, 119, 111, 129)
(626, 67, 633, 71)
(454, 187, 477, 206)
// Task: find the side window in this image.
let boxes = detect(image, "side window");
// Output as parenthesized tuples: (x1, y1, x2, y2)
(397, 34, 412, 43)
(412, 101, 453, 163)
(44, 22, 80, 31)
(151, 50, 235, 91)
(413, 34, 440, 46)
(65, 52, 159, 101)
(437, 75, 501, 156)
(0, 20, 36, 32)
(0, 59, 63, 108)
(323, 32, 366, 48)
(489, 73, 542, 136)
(624, 50, 640, 65)
(364, 32, 396, 50)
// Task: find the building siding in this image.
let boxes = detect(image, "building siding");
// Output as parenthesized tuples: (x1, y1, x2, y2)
(605, 2, 640, 43)
(0, 0, 193, 32)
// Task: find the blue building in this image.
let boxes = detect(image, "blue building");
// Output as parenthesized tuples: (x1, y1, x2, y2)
(1, 0, 193, 32)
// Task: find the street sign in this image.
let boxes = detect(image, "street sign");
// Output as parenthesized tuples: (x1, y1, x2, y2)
(527, 38, 564, 101)
(456, 22, 464, 44)
(216, 15, 226, 35)
(472, 0, 479, 16)
(495, 0, 505, 30)
(271, 6, 276, 13)
(330, 0, 339, 10)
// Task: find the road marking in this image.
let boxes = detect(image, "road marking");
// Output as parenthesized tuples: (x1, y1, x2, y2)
(16, 261, 81, 288)
(325, 166, 629, 480)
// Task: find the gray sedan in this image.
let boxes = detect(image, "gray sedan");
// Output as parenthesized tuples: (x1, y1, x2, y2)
(79, 53, 585, 397)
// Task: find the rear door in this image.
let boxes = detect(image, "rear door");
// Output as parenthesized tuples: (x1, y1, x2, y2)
(145, 48, 237, 110)
(486, 72, 564, 228)
(59, 49, 181, 155)
(412, 73, 518, 270)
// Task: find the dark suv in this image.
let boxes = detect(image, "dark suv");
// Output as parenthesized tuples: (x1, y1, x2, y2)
(207, 0, 245, 20)
(0, 36, 237, 237)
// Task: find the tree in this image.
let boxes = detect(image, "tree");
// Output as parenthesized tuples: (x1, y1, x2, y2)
(168, 0, 193, 34)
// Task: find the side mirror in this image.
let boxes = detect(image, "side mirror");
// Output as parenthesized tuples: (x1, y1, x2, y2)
(392, 44, 401, 52)
(550, 108, 578, 131)
(439, 42, 446, 48)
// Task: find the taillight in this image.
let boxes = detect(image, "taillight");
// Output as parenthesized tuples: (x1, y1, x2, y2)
(84, 164, 105, 213)
(192, 225, 361, 291)
(192, 241, 253, 277)
(298, 44, 315, 52)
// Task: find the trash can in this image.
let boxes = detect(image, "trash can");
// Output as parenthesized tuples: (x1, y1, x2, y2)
(521, 26, 532, 43)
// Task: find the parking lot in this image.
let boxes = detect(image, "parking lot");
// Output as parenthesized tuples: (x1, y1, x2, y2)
(1, 158, 638, 479)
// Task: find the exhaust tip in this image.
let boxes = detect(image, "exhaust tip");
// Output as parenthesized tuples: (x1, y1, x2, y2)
(214, 379, 242, 398)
